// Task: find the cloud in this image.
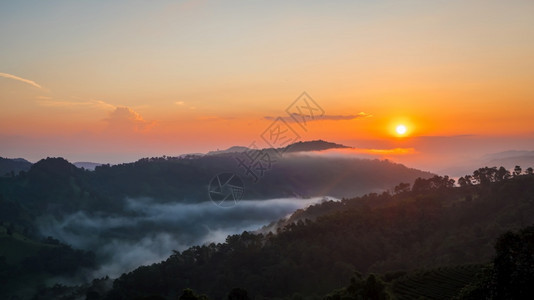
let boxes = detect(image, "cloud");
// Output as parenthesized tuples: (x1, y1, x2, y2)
(104, 106, 156, 133)
(37, 197, 335, 279)
(264, 112, 371, 122)
(290, 147, 417, 159)
(0, 72, 42, 89)
(175, 101, 197, 110)
(37, 99, 115, 110)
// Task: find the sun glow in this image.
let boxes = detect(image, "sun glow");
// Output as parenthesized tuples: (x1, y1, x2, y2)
(396, 125, 407, 135)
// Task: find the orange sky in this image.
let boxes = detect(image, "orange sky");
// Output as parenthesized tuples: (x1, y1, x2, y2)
(1, 1, 534, 171)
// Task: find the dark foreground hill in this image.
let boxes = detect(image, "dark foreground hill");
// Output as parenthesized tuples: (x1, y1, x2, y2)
(93, 170, 534, 299)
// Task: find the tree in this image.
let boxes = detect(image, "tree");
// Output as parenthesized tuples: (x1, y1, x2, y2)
(412, 176, 454, 192)
(491, 226, 534, 299)
(362, 274, 388, 300)
(496, 167, 511, 182)
(179, 289, 201, 300)
(526, 167, 533, 175)
(513, 165, 522, 177)
(227, 288, 249, 300)
(394, 183, 410, 194)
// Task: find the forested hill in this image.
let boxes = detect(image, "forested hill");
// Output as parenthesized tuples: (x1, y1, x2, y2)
(103, 169, 534, 300)
(0, 157, 32, 177)
(0, 147, 432, 217)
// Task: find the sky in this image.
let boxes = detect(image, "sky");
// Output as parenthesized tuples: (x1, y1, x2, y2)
(1, 0, 534, 172)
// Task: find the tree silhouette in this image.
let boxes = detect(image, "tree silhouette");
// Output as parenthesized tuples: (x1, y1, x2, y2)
(227, 288, 249, 300)
(491, 226, 534, 299)
(513, 165, 522, 177)
(394, 183, 410, 194)
(179, 289, 200, 300)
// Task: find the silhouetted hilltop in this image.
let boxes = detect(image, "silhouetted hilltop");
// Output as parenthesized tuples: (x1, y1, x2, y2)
(283, 139, 350, 152)
(0, 157, 32, 177)
(206, 146, 249, 155)
(206, 140, 349, 156)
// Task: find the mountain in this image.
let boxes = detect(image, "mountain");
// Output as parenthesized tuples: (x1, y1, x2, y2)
(103, 173, 534, 300)
(88, 146, 432, 201)
(0, 141, 432, 299)
(206, 146, 249, 155)
(282, 140, 350, 152)
(483, 150, 534, 169)
(0, 157, 32, 177)
(0, 152, 432, 215)
(206, 140, 349, 156)
(438, 150, 534, 177)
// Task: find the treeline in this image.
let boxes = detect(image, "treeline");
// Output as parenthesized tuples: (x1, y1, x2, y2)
(0, 153, 432, 218)
(458, 165, 533, 186)
(96, 167, 534, 299)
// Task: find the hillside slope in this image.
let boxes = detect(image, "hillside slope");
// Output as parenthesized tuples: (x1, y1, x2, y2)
(104, 172, 534, 299)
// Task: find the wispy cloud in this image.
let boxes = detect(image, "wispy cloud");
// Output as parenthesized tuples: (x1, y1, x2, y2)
(264, 113, 372, 122)
(36, 99, 115, 110)
(0, 72, 42, 89)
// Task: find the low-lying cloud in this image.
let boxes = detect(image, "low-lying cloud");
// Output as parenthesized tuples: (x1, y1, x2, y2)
(37, 197, 335, 280)
(287, 147, 417, 160)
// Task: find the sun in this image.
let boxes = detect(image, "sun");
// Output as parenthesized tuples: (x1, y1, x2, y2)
(396, 124, 407, 135)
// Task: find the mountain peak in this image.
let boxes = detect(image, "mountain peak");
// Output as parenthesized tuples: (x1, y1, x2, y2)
(284, 140, 350, 153)
(30, 157, 78, 176)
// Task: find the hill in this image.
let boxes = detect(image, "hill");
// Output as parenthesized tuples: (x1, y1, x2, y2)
(0, 157, 32, 177)
(207, 140, 350, 156)
(101, 171, 534, 299)
(282, 140, 350, 152)
(0, 143, 432, 217)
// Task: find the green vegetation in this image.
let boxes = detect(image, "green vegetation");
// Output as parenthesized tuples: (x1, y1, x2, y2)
(0, 232, 95, 298)
(102, 169, 534, 299)
(0, 225, 51, 264)
(0, 153, 432, 217)
(1, 152, 533, 299)
(0, 157, 32, 177)
(391, 265, 484, 299)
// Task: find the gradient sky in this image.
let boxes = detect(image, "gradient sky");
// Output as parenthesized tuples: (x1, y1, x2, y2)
(1, 0, 534, 172)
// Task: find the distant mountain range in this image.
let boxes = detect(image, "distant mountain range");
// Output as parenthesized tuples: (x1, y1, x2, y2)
(439, 150, 534, 176)
(483, 150, 534, 167)
(0, 140, 351, 175)
(4, 141, 532, 180)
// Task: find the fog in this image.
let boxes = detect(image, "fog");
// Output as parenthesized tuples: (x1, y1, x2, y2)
(37, 197, 336, 280)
